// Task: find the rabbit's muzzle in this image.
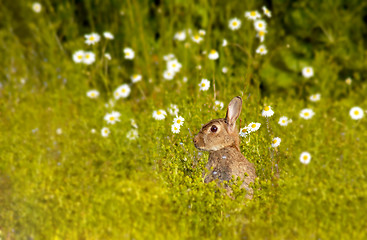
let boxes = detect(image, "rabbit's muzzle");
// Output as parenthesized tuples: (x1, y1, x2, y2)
(193, 133, 204, 150)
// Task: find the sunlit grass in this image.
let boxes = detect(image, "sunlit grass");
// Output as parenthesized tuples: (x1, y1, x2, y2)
(1, 0, 367, 239)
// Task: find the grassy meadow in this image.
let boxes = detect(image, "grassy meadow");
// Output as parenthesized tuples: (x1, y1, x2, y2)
(1, 0, 367, 239)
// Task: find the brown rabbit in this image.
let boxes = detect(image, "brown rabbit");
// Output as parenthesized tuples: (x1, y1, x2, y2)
(193, 96, 256, 199)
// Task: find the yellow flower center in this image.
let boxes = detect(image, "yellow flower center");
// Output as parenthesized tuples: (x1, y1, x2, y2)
(303, 155, 308, 160)
(232, 21, 238, 26)
(241, 129, 246, 132)
(259, 31, 265, 36)
(304, 112, 309, 116)
(251, 11, 256, 16)
(133, 74, 138, 79)
(282, 120, 286, 123)
(172, 64, 176, 67)
(252, 124, 256, 128)
(258, 23, 263, 28)
(78, 55, 83, 59)
(201, 83, 205, 87)
(210, 50, 216, 55)
(272, 139, 277, 144)
(91, 92, 95, 97)
(264, 106, 270, 111)
(110, 116, 115, 121)
(121, 89, 126, 93)
(177, 120, 181, 123)
(89, 36, 94, 41)
(85, 55, 90, 59)
(306, 68, 310, 73)
(194, 35, 199, 40)
(157, 111, 161, 115)
(354, 110, 359, 115)
(260, 48, 264, 52)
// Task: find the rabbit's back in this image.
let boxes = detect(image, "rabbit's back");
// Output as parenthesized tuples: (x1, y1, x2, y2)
(205, 147, 256, 186)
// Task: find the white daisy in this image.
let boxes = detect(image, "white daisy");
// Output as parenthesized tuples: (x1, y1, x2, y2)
(103, 32, 114, 40)
(262, 6, 272, 18)
(309, 93, 321, 102)
(199, 30, 206, 36)
(101, 127, 110, 137)
(245, 11, 261, 20)
(262, 106, 274, 117)
(153, 110, 167, 120)
(222, 39, 228, 47)
(114, 84, 131, 99)
(163, 70, 175, 80)
(214, 101, 224, 111)
(271, 137, 281, 148)
(131, 74, 142, 83)
(239, 127, 250, 137)
(278, 116, 289, 126)
(87, 90, 99, 99)
(104, 53, 111, 60)
(349, 106, 364, 120)
(254, 20, 267, 32)
(174, 31, 186, 41)
(85, 33, 101, 45)
(299, 108, 315, 120)
(72, 50, 85, 63)
(173, 116, 185, 126)
(167, 104, 179, 116)
(208, 50, 219, 60)
(300, 152, 311, 165)
(171, 123, 181, 134)
(105, 98, 115, 108)
(56, 128, 62, 135)
(345, 77, 352, 85)
(167, 59, 182, 73)
(130, 119, 138, 129)
(163, 53, 175, 61)
(256, 45, 268, 55)
(124, 48, 135, 60)
(126, 129, 139, 140)
(229, 18, 241, 30)
(192, 34, 203, 43)
(199, 79, 210, 91)
(32, 2, 42, 13)
(91, 129, 96, 134)
(302, 67, 314, 78)
(183, 76, 188, 82)
(256, 30, 267, 42)
(222, 67, 228, 74)
(82, 52, 95, 65)
(104, 111, 121, 125)
(248, 122, 261, 132)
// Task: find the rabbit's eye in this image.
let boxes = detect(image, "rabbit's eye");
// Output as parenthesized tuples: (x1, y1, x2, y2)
(210, 125, 218, 132)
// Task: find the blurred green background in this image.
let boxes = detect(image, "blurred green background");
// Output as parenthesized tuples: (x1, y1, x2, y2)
(1, 0, 367, 239)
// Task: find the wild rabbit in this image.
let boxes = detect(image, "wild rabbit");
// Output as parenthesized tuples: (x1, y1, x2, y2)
(193, 96, 256, 199)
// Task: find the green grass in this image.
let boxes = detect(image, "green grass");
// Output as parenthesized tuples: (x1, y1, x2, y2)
(1, 0, 367, 239)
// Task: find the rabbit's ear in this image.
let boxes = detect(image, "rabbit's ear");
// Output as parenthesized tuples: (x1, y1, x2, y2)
(225, 96, 242, 132)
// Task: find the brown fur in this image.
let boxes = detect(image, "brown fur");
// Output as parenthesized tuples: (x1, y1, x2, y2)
(193, 97, 256, 199)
